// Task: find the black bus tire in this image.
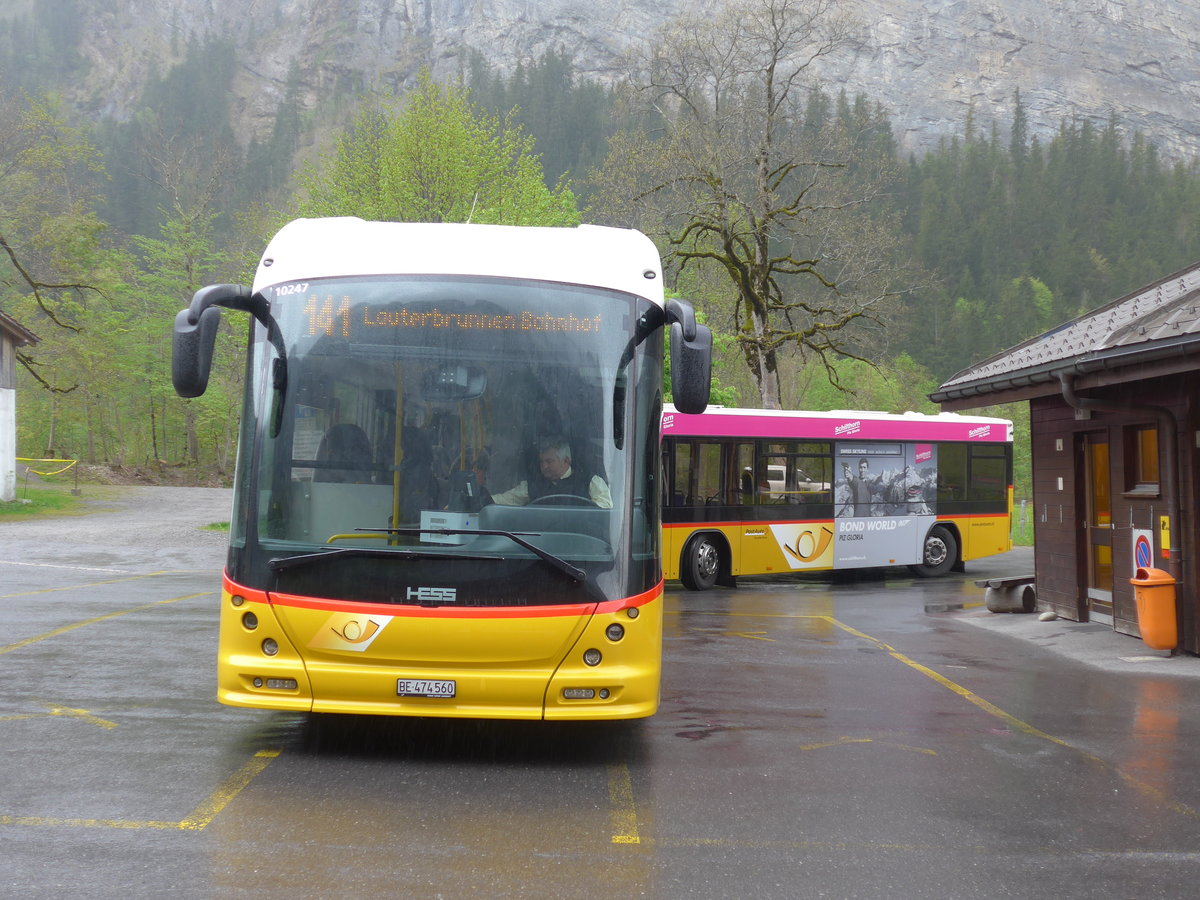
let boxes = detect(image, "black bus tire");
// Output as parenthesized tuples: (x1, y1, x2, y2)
(680, 533, 721, 591)
(912, 525, 957, 578)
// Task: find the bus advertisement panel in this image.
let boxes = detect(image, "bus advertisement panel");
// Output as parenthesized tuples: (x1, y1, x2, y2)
(832, 441, 937, 569)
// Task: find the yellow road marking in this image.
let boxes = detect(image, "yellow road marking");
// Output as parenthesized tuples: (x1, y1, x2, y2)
(827, 616, 1200, 818)
(799, 736, 874, 751)
(0, 750, 281, 831)
(0, 569, 179, 600)
(180, 750, 281, 830)
(798, 736, 936, 755)
(828, 618, 1070, 746)
(666, 609, 1199, 820)
(725, 630, 774, 641)
(0, 592, 211, 656)
(0, 704, 118, 729)
(608, 762, 641, 844)
(0, 814, 184, 830)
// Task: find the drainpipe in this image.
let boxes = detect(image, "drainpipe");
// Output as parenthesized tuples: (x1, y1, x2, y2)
(1058, 372, 1183, 585)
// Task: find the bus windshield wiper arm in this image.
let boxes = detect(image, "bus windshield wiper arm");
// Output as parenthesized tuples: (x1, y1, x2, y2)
(378, 527, 586, 583)
(268, 546, 498, 572)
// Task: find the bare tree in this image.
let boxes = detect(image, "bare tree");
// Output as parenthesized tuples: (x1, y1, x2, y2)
(593, 0, 908, 408)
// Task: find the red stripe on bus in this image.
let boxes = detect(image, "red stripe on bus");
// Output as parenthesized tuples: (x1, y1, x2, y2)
(222, 571, 661, 619)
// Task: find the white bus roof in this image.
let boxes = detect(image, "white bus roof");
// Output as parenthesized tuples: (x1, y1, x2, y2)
(253, 217, 664, 303)
(662, 405, 1013, 443)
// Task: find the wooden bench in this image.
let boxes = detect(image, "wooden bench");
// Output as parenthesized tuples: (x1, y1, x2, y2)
(973, 574, 1037, 614)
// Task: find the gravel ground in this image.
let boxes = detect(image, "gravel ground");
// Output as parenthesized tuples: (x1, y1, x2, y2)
(0, 486, 234, 573)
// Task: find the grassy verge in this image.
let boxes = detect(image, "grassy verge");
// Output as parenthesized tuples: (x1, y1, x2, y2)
(0, 483, 85, 519)
(0, 482, 125, 520)
(1011, 500, 1034, 546)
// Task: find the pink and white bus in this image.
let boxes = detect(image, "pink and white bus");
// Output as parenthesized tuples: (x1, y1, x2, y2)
(661, 406, 1013, 589)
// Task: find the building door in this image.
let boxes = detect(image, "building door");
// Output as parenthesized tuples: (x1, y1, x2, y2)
(1082, 433, 1114, 624)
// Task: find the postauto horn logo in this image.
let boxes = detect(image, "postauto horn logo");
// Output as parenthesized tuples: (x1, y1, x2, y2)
(309, 613, 393, 652)
(769, 524, 835, 569)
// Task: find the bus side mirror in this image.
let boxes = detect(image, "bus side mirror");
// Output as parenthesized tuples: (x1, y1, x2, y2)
(670, 321, 712, 415)
(173, 304, 222, 398)
(172, 283, 266, 399)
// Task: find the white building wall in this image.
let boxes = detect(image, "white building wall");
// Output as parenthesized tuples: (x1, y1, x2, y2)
(1, 387, 15, 502)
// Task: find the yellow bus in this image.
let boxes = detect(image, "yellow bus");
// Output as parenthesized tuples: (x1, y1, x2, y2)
(661, 406, 1013, 589)
(171, 218, 710, 719)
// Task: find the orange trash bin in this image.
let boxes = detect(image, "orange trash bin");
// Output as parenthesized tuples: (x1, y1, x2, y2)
(1129, 567, 1178, 651)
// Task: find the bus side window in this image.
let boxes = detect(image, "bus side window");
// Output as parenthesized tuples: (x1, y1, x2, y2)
(730, 443, 754, 505)
(937, 444, 966, 501)
(696, 441, 722, 505)
(673, 441, 694, 506)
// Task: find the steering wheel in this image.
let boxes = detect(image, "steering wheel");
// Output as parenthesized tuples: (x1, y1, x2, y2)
(530, 493, 598, 507)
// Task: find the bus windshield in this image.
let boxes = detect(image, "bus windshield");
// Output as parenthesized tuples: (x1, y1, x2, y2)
(228, 274, 662, 606)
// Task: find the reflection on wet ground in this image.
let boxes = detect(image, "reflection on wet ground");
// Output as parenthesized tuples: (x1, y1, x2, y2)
(9, 546, 1200, 898)
(285, 713, 647, 766)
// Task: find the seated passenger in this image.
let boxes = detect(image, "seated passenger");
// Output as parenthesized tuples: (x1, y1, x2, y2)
(488, 435, 612, 508)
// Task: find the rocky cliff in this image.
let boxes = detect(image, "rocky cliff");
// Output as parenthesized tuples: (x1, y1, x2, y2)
(12, 0, 1200, 159)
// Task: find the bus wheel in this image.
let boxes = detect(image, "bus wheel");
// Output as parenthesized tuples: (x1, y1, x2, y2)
(681, 533, 721, 591)
(912, 526, 957, 577)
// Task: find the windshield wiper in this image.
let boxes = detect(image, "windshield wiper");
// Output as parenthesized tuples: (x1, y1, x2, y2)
(268, 546, 498, 573)
(378, 527, 586, 583)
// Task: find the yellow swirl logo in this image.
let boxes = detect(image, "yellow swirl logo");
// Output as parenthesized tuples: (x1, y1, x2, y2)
(769, 524, 835, 569)
(783, 525, 834, 563)
(330, 618, 380, 643)
(309, 613, 392, 652)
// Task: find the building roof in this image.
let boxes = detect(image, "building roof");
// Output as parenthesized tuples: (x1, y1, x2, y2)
(931, 260, 1200, 406)
(0, 309, 39, 347)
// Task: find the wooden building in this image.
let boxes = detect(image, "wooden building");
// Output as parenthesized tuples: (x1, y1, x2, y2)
(931, 263, 1200, 655)
(1, 310, 39, 503)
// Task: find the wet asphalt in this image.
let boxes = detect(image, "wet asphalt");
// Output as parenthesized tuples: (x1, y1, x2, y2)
(3, 487, 1200, 898)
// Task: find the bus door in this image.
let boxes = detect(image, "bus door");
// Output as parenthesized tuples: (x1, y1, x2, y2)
(665, 439, 743, 574)
(728, 442, 756, 572)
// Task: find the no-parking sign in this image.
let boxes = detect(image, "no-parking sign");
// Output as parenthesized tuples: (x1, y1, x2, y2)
(1132, 529, 1154, 573)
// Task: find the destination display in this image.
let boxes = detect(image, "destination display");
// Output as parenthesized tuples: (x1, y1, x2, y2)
(297, 293, 604, 337)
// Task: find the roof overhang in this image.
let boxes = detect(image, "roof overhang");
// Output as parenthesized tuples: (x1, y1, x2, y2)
(0, 310, 39, 347)
(932, 331, 1200, 411)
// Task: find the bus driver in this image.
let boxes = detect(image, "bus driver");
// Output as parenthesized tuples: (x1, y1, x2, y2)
(488, 435, 612, 508)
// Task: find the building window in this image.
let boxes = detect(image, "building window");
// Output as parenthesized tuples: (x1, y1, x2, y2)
(1124, 425, 1159, 494)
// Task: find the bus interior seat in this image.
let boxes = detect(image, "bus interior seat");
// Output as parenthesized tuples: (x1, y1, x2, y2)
(315, 424, 374, 483)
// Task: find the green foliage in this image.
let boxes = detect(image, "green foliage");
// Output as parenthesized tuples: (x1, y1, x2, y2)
(792, 354, 939, 414)
(299, 72, 579, 226)
(467, 49, 616, 196)
(899, 101, 1200, 379)
(592, 1, 910, 410)
(93, 38, 240, 237)
(132, 208, 242, 469)
(13, 28, 1200, 478)
(0, 92, 119, 408)
(0, 0, 86, 90)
